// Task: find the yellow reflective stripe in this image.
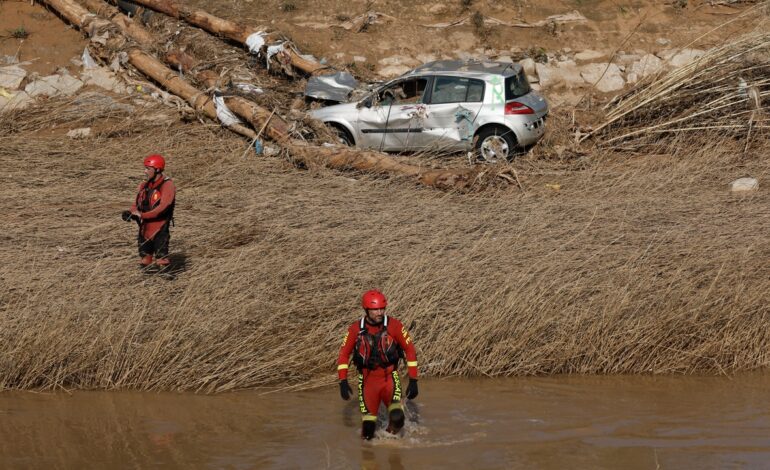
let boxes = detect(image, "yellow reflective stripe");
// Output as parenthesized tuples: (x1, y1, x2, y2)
(406, 361, 418, 367)
(337, 364, 348, 370)
(388, 403, 403, 412)
(362, 414, 377, 422)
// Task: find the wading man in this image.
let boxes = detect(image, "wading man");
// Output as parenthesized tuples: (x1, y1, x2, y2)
(337, 289, 419, 440)
(122, 154, 176, 268)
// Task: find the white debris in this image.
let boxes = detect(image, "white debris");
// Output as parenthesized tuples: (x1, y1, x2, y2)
(0, 65, 28, 90)
(0, 91, 32, 112)
(25, 74, 84, 97)
(81, 48, 98, 69)
(265, 43, 285, 70)
(245, 31, 266, 53)
(66, 127, 92, 139)
(353, 56, 367, 63)
(82, 67, 127, 93)
(729, 177, 759, 192)
(213, 94, 243, 127)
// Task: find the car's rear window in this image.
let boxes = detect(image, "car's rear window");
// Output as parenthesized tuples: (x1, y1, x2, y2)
(505, 69, 531, 100)
(430, 77, 485, 104)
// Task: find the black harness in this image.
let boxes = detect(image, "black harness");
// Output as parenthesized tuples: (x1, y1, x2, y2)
(353, 315, 402, 371)
(136, 176, 175, 225)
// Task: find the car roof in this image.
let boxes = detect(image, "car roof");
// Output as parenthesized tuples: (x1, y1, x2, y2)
(403, 60, 523, 79)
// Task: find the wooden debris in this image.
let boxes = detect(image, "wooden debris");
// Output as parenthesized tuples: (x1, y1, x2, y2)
(119, 0, 328, 76)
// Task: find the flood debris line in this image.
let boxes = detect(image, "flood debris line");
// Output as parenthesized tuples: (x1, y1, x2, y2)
(586, 32, 770, 150)
(36, 0, 497, 191)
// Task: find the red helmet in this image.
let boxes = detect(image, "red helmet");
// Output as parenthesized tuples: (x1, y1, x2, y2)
(143, 154, 166, 171)
(362, 289, 387, 309)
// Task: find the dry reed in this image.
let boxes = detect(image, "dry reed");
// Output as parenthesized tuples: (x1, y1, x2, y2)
(591, 30, 770, 150)
(0, 95, 768, 392)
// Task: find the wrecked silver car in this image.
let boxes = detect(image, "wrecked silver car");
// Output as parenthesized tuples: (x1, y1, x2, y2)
(309, 60, 548, 161)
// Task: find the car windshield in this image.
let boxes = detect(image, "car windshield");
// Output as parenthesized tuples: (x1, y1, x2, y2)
(505, 69, 531, 100)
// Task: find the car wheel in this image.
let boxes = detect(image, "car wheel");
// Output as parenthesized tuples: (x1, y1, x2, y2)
(329, 124, 354, 146)
(475, 127, 517, 163)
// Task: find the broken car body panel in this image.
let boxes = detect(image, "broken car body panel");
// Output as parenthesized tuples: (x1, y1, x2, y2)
(309, 60, 549, 156)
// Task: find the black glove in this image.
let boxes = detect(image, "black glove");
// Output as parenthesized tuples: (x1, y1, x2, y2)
(339, 380, 353, 401)
(121, 210, 132, 222)
(405, 379, 418, 400)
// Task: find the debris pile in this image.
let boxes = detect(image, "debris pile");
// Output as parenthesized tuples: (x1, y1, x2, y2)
(586, 32, 769, 150)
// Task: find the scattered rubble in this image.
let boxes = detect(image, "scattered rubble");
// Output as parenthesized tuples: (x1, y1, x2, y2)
(730, 178, 759, 192)
(66, 127, 92, 139)
(25, 74, 84, 98)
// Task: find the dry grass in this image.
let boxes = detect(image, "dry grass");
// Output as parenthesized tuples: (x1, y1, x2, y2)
(591, 30, 770, 150)
(0, 93, 768, 392)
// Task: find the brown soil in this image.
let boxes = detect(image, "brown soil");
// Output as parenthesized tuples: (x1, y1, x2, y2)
(0, 0, 87, 75)
(186, 0, 760, 71)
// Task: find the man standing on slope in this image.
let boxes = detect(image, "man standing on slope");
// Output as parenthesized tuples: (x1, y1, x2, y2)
(337, 289, 419, 440)
(122, 154, 176, 268)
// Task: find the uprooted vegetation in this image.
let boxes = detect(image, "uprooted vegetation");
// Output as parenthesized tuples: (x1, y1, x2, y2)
(0, 96, 768, 392)
(0, 0, 768, 393)
(590, 31, 770, 152)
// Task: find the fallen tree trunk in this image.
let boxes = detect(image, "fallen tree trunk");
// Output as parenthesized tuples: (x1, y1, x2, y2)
(79, 0, 155, 46)
(42, 0, 256, 139)
(162, 50, 485, 190)
(116, 0, 327, 75)
(164, 50, 291, 143)
(52, 0, 491, 190)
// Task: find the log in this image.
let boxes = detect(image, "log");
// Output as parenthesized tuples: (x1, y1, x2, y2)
(48, 0, 488, 190)
(162, 50, 482, 190)
(165, 50, 291, 143)
(117, 0, 328, 75)
(79, 0, 155, 46)
(40, 0, 256, 139)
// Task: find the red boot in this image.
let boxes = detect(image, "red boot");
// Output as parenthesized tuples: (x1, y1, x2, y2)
(155, 257, 170, 267)
(140, 255, 153, 266)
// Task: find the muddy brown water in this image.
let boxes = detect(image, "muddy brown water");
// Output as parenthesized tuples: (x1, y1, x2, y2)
(2, 375, 770, 469)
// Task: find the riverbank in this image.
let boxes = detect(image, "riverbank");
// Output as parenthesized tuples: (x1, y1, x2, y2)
(1, 96, 768, 391)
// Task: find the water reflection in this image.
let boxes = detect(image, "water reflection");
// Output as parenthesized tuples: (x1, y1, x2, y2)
(2, 375, 770, 469)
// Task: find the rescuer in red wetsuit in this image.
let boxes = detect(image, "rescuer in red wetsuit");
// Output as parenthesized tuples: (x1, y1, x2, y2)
(337, 289, 419, 440)
(122, 154, 176, 268)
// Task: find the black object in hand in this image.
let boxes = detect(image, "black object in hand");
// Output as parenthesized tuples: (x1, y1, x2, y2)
(339, 380, 353, 400)
(405, 379, 418, 400)
(121, 210, 132, 222)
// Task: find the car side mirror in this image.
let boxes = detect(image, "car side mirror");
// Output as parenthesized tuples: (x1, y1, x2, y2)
(358, 97, 372, 109)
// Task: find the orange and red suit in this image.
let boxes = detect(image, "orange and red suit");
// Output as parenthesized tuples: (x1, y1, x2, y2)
(337, 315, 418, 426)
(130, 176, 176, 258)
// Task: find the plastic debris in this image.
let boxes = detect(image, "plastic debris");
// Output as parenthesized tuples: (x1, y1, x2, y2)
(729, 178, 758, 192)
(66, 128, 92, 139)
(253, 139, 263, 155)
(82, 47, 98, 69)
(245, 31, 266, 54)
(213, 93, 243, 127)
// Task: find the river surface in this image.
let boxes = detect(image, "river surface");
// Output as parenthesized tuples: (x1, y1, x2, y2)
(2, 375, 770, 469)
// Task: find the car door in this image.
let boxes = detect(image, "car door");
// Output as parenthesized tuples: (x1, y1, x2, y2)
(417, 75, 486, 152)
(356, 77, 430, 152)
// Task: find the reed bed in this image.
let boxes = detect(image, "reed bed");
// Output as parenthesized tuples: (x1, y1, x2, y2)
(0, 97, 768, 393)
(591, 30, 770, 151)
